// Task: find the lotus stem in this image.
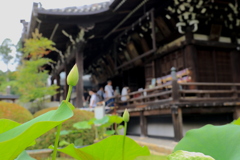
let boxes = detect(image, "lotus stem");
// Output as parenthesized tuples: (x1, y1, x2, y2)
(122, 121, 127, 160)
(52, 124, 62, 160)
(66, 85, 73, 102)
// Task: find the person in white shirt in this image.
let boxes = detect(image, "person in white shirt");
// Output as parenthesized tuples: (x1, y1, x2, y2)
(88, 89, 99, 108)
(104, 80, 114, 106)
(121, 86, 129, 101)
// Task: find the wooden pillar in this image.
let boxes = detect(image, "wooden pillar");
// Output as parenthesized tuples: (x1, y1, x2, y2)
(171, 107, 183, 141)
(184, 30, 198, 83)
(56, 75, 61, 101)
(171, 67, 180, 102)
(51, 78, 55, 101)
(233, 107, 240, 120)
(140, 111, 147, 137)
(76, 42, 85, 108)
(231, 50, 240, 83)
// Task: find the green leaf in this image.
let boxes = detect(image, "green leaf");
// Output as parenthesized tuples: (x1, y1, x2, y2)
(105, 130, 115, 136)
(88, 118, 96, 125)
(74, 138, 83, 146)
(168, 150, 215, 160)
(231, 118, 240, 125)
(94, 116, 109, 126)
(73, 121, 92, 129)
(117, 125, 124, 130)
(108, 115, 123, 124)
(135, 155, 167, 160)
(59, 140, 70, 147)
(101, 115, 124, 128)
(49, 144, 94, 160)
(174, 124, 240, 160)
(59, 130, 73, 136)
(0, 100, 73, 160)
(0, 119, 20, 134)
(55, 135, 150, 160)
(15, 150, 36, 160)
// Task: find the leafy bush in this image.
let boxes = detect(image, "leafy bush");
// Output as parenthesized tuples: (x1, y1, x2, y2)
(30, 107, 95, 149)
(0, 101, 33, 123)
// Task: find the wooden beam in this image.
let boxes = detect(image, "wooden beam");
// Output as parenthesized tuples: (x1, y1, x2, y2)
(171, 107, 183, 141)
(140, 111, 148, 137)
(129, 112, 141, 116)
(143, 109, 171, 116)
(182, 107, 235, 114)
(155, 16, 171, 38)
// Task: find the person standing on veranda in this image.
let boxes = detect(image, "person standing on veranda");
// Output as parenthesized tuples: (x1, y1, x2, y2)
(88, 89, 99, 108)
(104, 80, 114, 106)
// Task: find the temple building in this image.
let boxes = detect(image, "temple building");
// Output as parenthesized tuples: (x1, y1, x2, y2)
(22, 0, 240, 140)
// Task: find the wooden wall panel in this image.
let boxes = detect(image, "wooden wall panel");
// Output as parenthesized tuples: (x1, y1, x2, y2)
(197, 50, 233, 83)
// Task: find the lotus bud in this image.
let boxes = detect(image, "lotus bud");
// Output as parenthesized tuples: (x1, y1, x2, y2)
(67, 64, 79, 86)
(122, 109, 130, 122)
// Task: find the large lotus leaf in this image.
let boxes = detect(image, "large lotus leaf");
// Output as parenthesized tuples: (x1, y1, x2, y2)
(15, 150, 36, 160)
(49, 144, 94, 160)
(0, 119, 21, 134)
(174, 124, 240, 160)
(231, 118, 240, 125)
(54, 135, 150, 160)
(0, 100, 74, 160)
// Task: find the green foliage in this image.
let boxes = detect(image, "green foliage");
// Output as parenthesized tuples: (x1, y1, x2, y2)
(168, 150, 215, 160)
(22, 29, 55, 60)
(0, 38, 14, 69)
(30, 107, 95, 149)
(173, 124, 240, 160)
(7, 29, 58, 103)
(0, 101, 73, 160)
(135, 155, 167, 160)
(50, 135, 150, 160)
(12, 58, 58, 102)
(0, 101, 33, 123)
(16, 151, 36, 160)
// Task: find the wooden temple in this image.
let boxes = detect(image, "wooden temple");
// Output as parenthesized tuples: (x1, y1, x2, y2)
(22, 0, 240, 140)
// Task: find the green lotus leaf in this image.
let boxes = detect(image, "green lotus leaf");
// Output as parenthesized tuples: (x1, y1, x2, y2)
(108, 115, 123, 124)
(105, 130, 115, 136)
(168, 150, 215, 160)
(135, 155, 167, 160)
(0, 100, 74, 160)
(54, 135, 150, 160)
(94, 116, 109, 126)
(0, 119, 21, 134)
(231, 118, 240, 125)
(15, 150, 36, 160)
(49, 144, 94, 159)
(73, 121, 92, 129)
(174, 124, 240, 160)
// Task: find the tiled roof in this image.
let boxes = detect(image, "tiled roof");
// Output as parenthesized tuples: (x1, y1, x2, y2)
(0, 94, 19, 100)
(36, 0, 114, 15)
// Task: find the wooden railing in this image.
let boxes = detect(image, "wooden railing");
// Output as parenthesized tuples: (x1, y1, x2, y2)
(107, 67, 240, 109)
